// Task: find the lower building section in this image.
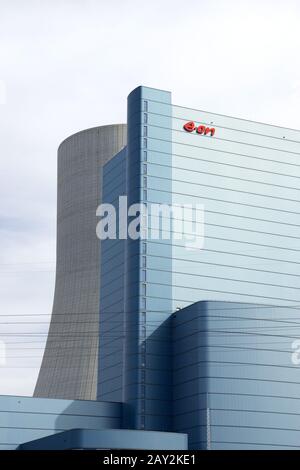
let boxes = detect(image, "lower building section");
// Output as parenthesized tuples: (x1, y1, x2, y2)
(173, 301, 300, 449)
(0, 395, 121, 450)
(0, 395, 186, 450)
(2, 301, 300, 450)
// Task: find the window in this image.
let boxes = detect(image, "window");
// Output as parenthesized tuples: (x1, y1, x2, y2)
(143, 100, 148, 112)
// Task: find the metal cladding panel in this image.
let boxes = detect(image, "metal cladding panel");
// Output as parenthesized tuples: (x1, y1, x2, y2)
(19, 428, 187, 450)
(173, 301, 300, 450)
(34, 124, 127, 400)
(147, 99, 300, 310)
(97, 148, 127, 402)
(0, 395, 121, 450)
(123, 87, 173, 431)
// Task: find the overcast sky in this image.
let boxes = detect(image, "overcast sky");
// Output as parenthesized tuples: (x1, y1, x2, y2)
(1, 0, 300, 396)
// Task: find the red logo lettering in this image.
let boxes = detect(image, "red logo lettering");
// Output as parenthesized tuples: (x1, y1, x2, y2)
(183, 121, 196, 132)
(204, 127, 215, 137)
(183, 121, 216, 137)
(196, 125, 206, 135)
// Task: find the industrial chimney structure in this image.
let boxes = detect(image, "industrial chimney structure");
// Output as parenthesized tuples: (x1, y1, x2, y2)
(34, 124, 127, 400)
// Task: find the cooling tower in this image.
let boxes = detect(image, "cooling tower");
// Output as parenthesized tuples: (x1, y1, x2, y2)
(34, 124, 127, 400)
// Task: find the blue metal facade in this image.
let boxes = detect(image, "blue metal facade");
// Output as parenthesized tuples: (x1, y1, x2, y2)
(0, 395, 121, 450)
(121, 86, 300, 438)
(170, 102, 300, 309)
(0, 394, 186, 450)
(98, 148, 127, 402)
(19, 428, 187, 450)
(123, 87, 173, 431)
(173, 301, 300, 449)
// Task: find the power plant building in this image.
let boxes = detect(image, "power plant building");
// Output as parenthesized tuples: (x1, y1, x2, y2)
(2, 86, 300, 450)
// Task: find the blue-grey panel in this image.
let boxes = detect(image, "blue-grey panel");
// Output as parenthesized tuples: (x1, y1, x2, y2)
(0, 395, 121, 449)
(173, 301, 300, 450)
(19, 428, 188, 450)
(123, 86, 173, 431)
(97, 148, 127, 402)
(0, 395, 120, 416)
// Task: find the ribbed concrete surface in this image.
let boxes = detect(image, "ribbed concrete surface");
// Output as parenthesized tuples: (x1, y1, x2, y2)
(34, 124, 127, 400)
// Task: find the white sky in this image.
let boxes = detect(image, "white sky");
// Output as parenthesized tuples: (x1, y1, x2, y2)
(1, 0, 300, 396)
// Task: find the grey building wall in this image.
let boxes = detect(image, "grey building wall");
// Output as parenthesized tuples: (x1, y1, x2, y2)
(34, 124, 127, 400)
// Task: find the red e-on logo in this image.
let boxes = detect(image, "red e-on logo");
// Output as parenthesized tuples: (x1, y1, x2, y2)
(183, 121, 216, 137)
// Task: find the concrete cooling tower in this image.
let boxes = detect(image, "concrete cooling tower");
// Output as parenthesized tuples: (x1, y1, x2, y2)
(34, 124, 127, 400)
